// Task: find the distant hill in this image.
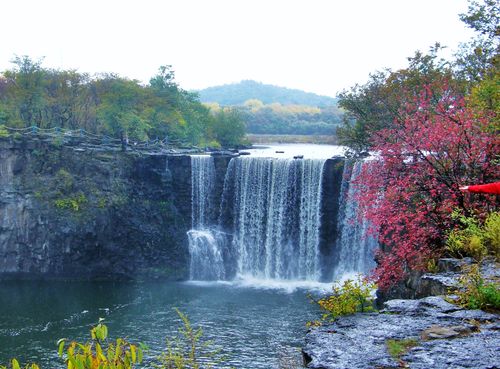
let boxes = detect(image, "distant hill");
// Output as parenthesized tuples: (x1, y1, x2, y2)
(197, 80, 337, 107)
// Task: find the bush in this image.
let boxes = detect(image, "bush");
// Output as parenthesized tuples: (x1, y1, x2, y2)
(0, 125, 9, 137)
(456, 264, 500, 311)
(57, 319, 144, 369)
(446, 210, 499, 261)
(310, 276, 376, 324)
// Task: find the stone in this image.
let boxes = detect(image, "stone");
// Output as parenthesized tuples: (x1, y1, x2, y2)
(421, 325, 476, 340)
(303, 296, 500, 369)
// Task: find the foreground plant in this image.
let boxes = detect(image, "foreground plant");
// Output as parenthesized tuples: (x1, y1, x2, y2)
(455, 264, 500, 311)
(309, 276, 376, 325)
(0, 360, 39, 369)
(58, 318, 144, 369)
(156, 308, 233, 369)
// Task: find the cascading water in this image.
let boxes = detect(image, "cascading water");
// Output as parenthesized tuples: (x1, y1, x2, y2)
(332, 160, 378, 279)
(187, 153, 378, 283)
(224, 157, 326, 281)
(187, 156, 225, 280)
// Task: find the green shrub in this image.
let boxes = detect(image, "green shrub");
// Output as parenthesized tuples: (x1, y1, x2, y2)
(54, 193, 87, 211)
(0, 125, 9, 137)
(157, 308, 232, 369)
(484, 212, 500, 258)
(310, 276, 376, 324)
(456, 264, 500, 311)
(446, 210, 500, 261)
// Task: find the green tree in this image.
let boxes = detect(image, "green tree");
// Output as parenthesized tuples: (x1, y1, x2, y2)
(211, 108, 246, 147)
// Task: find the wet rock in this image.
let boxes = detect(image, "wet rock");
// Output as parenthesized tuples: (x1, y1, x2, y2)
(303, 296, 500, 369)
(421, 324, 477, 340)
(437, 258, 474, 272)
(416, 273, 460, 297)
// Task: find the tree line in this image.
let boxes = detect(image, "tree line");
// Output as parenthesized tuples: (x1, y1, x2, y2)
(206, 99, 343, 135)
(0, 59, 246, 148)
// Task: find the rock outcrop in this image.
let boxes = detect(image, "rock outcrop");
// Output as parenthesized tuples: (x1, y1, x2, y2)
(303, 296, 499, 369)
(0, 137, 204, 280)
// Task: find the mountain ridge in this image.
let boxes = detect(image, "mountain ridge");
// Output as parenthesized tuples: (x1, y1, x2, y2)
(196, 80, 337, 107)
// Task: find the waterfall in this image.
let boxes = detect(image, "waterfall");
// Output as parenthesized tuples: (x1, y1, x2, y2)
(188, 156, 225, 280)
(332, 160, 378, 279)
(225, 157, 326, 281)
(191, 155, 216, 228)
(186, 153, 378, 283)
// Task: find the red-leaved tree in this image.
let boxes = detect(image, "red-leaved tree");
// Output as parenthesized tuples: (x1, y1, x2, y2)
(355, 84, 499, 289)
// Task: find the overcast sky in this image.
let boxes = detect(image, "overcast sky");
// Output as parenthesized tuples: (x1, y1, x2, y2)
(0, 0, 474, 97)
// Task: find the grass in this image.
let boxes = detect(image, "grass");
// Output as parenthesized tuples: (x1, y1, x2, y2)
(386, 338, 419, 359)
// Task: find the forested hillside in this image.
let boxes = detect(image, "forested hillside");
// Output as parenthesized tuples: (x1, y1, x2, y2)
(197, 80, 337, 106)
(0, 58, 246, 148)
(199, 80, 343, 135)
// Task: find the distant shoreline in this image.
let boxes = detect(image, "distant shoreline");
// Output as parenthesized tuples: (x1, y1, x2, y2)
(247, 134, 337, 145)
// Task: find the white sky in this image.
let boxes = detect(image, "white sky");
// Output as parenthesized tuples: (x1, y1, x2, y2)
(0, 0, 474, 97)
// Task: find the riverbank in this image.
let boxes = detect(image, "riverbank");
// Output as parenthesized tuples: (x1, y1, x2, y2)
(302, 259, 500, 369)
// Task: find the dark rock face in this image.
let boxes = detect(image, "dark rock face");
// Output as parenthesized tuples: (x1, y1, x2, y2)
(319, 158, 345, 282)
(0, 138, 194, 280)
(303, 296, 500, 369)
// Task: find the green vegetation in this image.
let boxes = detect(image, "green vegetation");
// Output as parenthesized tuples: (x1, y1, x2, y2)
(446, 211, 500, 261)
(54, 193, 87, 212)
(199, 81, 342, 136)
(310, 276, 376, 325)
(157, 309, 232, 369)
(0, 58, 246, 148)
(0, 360, 39, 369)
(247, 134, 337, 144)
(455, 264, 500, 311)
(198, 80, 337, 106)
(206, 98, 342, 136)
(386, 338, 419, 360)
(2, 313, 233, 369)
(57, 319, 144, 369)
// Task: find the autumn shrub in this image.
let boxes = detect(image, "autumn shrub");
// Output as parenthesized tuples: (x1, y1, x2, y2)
(310, 276, 376, 324)
(0, 360, 39, 369)
(455, 264, 500, 311)
(57, 318, 145, 369)
(354, 86, 499, 290)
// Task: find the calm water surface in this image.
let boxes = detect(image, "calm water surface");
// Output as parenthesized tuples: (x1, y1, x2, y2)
(0, 280, 321, 368)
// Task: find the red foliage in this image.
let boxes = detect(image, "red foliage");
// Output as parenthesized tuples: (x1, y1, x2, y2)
(355, 85, 499, 289)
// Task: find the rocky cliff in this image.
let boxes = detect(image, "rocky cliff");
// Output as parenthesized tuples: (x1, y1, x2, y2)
(0, 137, 199, 280)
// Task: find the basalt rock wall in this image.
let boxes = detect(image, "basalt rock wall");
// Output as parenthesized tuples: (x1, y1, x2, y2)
(0, 137, 200, 280)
